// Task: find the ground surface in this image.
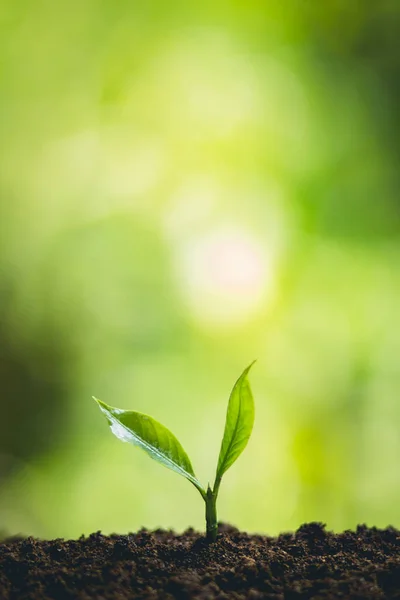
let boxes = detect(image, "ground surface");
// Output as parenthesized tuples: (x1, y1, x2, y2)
(1, 523, 400, 599)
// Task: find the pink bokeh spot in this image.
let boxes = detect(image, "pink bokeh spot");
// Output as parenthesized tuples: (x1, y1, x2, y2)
(205, 235, 265, 296)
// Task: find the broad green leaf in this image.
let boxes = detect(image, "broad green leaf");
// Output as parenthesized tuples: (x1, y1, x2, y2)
(215, 362, 255, 483)
(94, 398, 205, 496)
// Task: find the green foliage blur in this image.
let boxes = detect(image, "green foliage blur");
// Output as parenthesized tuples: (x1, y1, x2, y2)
(1, 0, 400, 539)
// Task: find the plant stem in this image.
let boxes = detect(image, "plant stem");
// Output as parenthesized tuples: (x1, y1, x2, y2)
(205, 485, 218, 542)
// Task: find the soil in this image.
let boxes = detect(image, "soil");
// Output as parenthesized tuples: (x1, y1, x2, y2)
(1, 522, 400, 599)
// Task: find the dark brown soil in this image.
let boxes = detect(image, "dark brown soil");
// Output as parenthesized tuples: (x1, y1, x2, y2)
(1, 522, 400, 599)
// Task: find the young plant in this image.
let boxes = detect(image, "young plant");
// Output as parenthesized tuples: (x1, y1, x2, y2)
(94, 362, 255, 542)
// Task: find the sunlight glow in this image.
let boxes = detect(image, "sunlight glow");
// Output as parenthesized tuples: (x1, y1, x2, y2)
(176, 225, 277, 328)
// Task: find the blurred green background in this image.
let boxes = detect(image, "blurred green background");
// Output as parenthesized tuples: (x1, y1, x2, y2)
(1, 0, 400, 539)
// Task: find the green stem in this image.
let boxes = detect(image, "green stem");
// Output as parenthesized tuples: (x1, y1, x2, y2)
(205, 485, 218, 542)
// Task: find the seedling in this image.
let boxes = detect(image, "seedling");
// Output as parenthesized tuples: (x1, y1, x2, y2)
(94, 362, 255, 542)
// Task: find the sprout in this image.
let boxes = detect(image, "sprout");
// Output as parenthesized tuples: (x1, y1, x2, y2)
(94, 362, 255, 542)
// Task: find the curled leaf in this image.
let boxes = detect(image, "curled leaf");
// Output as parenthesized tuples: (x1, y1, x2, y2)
(94, 398, 205, 496)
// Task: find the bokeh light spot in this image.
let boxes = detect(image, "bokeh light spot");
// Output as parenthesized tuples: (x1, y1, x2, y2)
(176, 225, 277, 328)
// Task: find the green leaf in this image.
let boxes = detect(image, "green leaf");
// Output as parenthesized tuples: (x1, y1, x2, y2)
(93, 398, 205, 497)
(215, 362, 256, 483)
